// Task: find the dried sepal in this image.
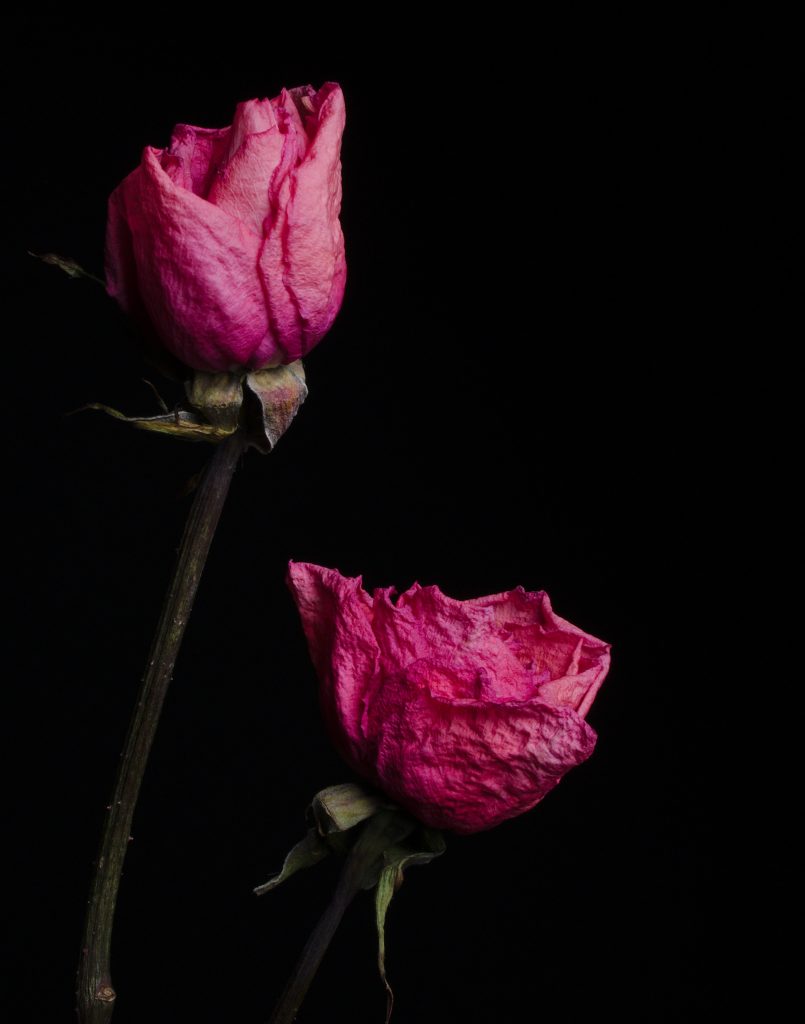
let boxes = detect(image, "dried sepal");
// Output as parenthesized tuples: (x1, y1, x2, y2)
(310, 783, 395, 836)
(243, 362, 308, 453)
(77, 361, 307, 450)
(374, 828, 447, 1022)
(185, 371, 244, 430)
(253, 828, 330, 896)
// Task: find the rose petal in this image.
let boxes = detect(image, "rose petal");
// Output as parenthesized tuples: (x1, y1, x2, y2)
(166, 123, 231, 198)
(105, 168, 142, 318)
(113, 146, 270, 371)
(286, 561, 377, 771)
(370, 585, 538, 704)
(372, 689, 597, 833)
(282, 83, 347, 359)
(255, 89, 310, 365)
(207, 99, 284, 233)
(105, 85, 346, 372)
(286, 563, 611, 834)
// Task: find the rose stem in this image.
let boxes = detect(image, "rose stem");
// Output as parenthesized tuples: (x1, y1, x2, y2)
(76, 432, 244, 1024)
(268, 811, 414, 1024)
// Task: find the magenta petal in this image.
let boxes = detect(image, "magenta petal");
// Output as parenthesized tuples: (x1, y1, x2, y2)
(286, 563, 612, 835)
(373, 691, 597, 833)
(104, 85, 347, 372)
(112, 146, 270, 372)
(105, 170, 142, 318)
(282, 84, 347, 360)
(207, 100, 283, 233)
(255, 90, 310, 364)
(166, 123, 232, 198)
(286, 562, 377, 772)
(523, 595, 611, 716)
(224, 97, 277, 159)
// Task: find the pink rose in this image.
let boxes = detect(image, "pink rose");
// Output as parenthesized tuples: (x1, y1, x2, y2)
(287, 562, 611, 834)
(105, 84, 346, 372)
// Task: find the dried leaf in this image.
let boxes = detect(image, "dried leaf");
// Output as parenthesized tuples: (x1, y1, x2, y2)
(74, 403, 236, 443)
(28, 251, 105, 285)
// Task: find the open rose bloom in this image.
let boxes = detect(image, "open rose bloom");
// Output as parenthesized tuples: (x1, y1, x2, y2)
(287, 562, 611, 834)
(105, 84, 346, 372)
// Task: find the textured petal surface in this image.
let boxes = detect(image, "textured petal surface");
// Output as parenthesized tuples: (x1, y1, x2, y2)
(256, 84, 347, 363)
(372, 687, 596, 832)
(165, 123, 231, 197)
(109, 147, 270, 371)
(282, 83, 347, 359)
(286, 563, 611, 834)
(104, 85, 346, 372)
(287, 562, 377, 772)
(206, 99, 283, 233)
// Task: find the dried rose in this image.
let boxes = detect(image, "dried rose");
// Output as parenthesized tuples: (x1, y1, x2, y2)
(105, 84, 346, 372)
(287, 562, 611, 834)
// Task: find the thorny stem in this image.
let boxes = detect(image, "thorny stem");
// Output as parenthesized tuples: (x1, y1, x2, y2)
(76, 434, 244, 1024)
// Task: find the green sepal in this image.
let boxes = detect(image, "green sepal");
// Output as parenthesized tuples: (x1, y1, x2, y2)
(310, 783, 396, 836)
(254, 783, 396, 897)
(254, 782, 446, 1024)
(374, 828, 447, 1022)
(253, 828, 330, 896)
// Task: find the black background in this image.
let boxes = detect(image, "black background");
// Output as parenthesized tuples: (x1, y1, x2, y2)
(5, 15, 720, 1023)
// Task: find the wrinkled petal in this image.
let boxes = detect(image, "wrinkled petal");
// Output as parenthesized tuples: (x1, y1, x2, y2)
(282, 83, 347, 359)
(371, 586, 538, 704)
(255, 89, 310, 364)
(166, 123, 232, 197)
(286, 562, 612, 834)
(373, 690, 597, 833)
(286, 562, 378, 772)
(518, 596, 611, 716)
(105, 84, 346, 372)
(207, 99, 283, 233)
(111, 146, 270, 371)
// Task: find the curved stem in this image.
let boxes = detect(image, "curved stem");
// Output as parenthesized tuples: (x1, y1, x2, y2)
(76, 434, 244, 1024)
(268, 812, 414, 1024)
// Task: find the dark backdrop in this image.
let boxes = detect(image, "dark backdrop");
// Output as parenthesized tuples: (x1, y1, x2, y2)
(5, 15, 716, 1023)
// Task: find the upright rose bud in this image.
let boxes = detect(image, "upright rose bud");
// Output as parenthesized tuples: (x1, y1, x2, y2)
(105, 84, 346, 373)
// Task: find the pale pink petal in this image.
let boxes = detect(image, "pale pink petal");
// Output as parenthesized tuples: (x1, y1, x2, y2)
(255, 89, 310, 364)
(207, 100, 283, 233)
(223, 98, 276, 160)
(282, 83, 347, 359)
(520, 594, 611, 715)
(166, 123, 231, 197)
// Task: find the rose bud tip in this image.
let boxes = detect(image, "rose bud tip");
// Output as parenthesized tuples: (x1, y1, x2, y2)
(105, 84, 346, 374)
